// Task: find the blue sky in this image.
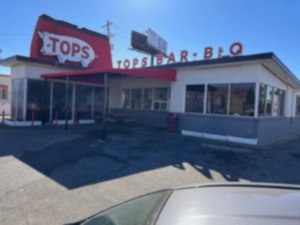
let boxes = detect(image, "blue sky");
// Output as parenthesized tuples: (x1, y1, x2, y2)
(0, 0, 300, 77)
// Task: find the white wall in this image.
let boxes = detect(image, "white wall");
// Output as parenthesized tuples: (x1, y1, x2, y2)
(11, 64, 27, 79)
(170, 62, 292, 114)
(10, 63, 75, 80)
(24, 64, 75, 80)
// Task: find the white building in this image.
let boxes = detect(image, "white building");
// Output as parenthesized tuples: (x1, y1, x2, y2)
(1, 14, 300, 145)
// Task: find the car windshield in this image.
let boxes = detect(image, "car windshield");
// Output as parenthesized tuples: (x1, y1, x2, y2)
(81, 190, 172, 225)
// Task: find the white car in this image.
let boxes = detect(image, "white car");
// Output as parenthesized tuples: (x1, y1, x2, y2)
(67, 183, 300, 225)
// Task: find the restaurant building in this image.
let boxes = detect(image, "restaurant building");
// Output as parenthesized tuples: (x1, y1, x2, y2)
(1, 14, 300, 145)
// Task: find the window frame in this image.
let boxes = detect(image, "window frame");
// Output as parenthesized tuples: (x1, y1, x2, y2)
(0, 85, 8, 100)
(122, 87, 170, 111)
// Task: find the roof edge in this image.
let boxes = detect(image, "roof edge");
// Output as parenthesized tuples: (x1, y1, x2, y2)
(38, 14, 109, 40)
(150, 52, 275, 69)
(0, 55, 85, 70)
(270, 53, 300, 86)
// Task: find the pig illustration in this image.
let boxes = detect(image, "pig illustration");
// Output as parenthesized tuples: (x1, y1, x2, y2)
(38, 31, 96, 68)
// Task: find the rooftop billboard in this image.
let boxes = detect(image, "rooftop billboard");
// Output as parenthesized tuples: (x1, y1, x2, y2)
(131, 29, 168, 56)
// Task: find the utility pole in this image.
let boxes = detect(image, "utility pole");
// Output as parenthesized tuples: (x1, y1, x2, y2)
(102, 20, 114, 50)
(102, 20, 113, 42)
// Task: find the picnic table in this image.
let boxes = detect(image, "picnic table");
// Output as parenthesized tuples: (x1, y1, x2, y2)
(106, 113, 135, 124)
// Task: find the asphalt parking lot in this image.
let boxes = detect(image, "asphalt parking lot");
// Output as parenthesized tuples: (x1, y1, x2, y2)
(1, 124, 300, 225)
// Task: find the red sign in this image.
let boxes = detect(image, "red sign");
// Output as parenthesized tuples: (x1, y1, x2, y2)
(30, 15, 112, 69)
(117, 42, 243, 69)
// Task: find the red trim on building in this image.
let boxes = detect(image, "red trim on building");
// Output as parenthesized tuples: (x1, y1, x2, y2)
(41, 68, 177, 82)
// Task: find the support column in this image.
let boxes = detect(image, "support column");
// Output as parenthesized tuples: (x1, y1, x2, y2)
(65, 76, 70, 131)
(102, 73, 108, 140)
(49, 81, 53, 123)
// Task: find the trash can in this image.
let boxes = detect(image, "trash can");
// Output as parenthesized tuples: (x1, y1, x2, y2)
(167, 113, 178, 133)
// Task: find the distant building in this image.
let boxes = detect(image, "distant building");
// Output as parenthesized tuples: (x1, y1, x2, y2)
(0, 74, 11, 116)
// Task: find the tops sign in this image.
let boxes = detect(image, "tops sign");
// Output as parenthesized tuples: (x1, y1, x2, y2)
(38, 31, 96, 68)
(117, 42, 243, 69)
(30, 14, 112, 69)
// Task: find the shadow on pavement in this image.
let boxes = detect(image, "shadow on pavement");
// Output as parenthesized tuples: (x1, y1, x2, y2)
(1, 124, 300, 189)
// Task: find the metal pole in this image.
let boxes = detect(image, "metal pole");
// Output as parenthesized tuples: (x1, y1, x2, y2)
(42, 78, 48, 125)
(150, 54, 154, 67)
(2, 110, 4, 127)
(102, 73, 108, 140)
(65, 76, 70, 131)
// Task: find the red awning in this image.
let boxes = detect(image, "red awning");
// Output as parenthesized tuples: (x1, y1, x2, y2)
(41, 67, 176, 82)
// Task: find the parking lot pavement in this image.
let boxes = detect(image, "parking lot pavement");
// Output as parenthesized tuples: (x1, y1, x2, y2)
(1, 124, 300, 225)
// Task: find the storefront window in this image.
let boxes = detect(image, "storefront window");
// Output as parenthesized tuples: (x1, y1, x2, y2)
(94, 87, 104, 118)
(131, 88, 142, 109)
(266, 86, 273, 116)
(143, 88, 153, 110)
(26, 79, 50, 122)
(296, 96, 300, 117)
(0, 85, 8, 100)
(75, 85, 93, 120)
(185, 85, 205, 113)
(154, 87, 168, 111)
(122, 87, 169, 111)
(207, 84, 229, 115)
(258, 84, 266, 116)
(52, 82, 73, 121)
(278, 89, 285, 116)
(122, 89, 130, 109)
(259, 83, 285, 117)
(230, 83, 255, 116)
(11, 79, 24, 121)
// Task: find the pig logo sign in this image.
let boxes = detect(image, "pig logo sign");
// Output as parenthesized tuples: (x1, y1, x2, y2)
(38, 31, 97, 68)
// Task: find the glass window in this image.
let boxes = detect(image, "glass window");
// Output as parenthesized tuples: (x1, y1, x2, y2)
(154, 87, 169, 111)
(258, 84, 266, 116)
(154, 87, 168, 101)
(75, 85, 93, 120)
(131, 88, 142, 109)
(278, 89, 285, 116)
(259, 83, 285, 117)
(230, 83, 255, 116)
(0, 85, 8, 100)
(94, 87, 104, 118)
(82, 191, 171, 225)
(207, 84, 229, 115)
(185, 85, 205, 113)
(296, 96, 300, 117)
(11, 79, 25, 121)
(143, 88, 153, 110)
(122, 87, 169, 111)
(266, 86, 273, 116)
(26, 79, 50, 122)
(52, 82, 73, 121)
(122, 89, 130, 109)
